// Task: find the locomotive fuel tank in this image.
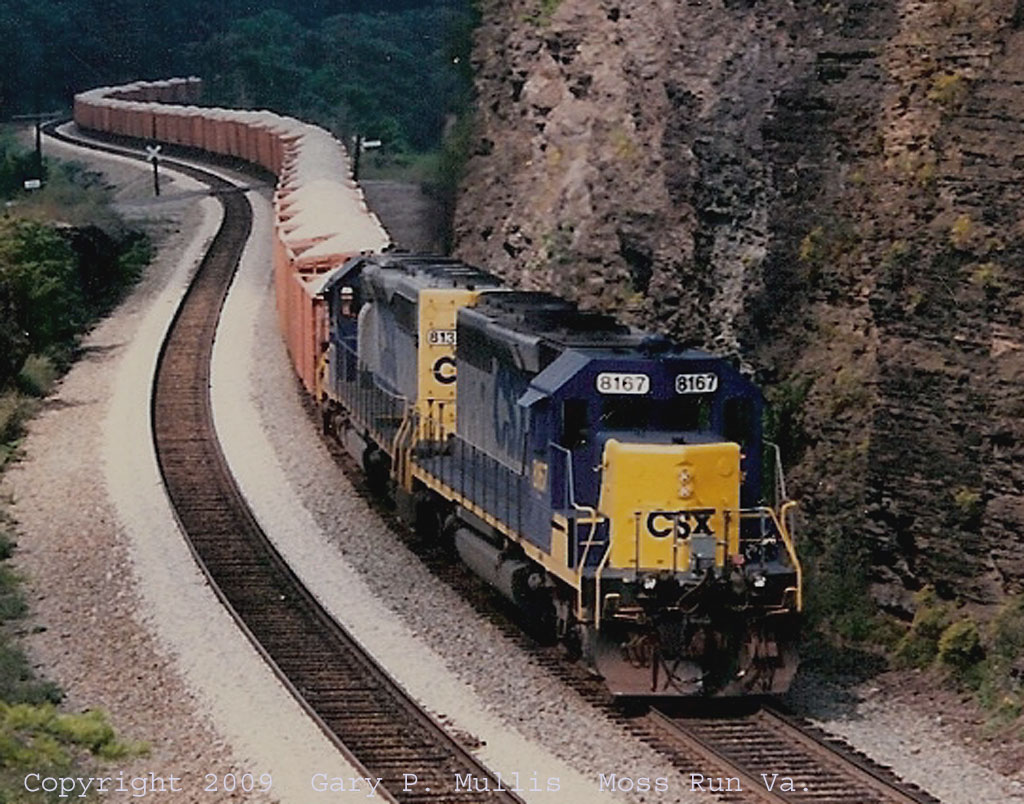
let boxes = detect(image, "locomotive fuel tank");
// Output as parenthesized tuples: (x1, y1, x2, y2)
(453, 528, 547, 613)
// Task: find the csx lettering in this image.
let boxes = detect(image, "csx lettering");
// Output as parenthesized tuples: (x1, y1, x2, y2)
(645, 509, 715, 539)
(432, 356, 457, 385)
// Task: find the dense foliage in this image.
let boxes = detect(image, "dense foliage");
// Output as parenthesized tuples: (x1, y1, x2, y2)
(0, 135, 151, 398)
(0, 215, 150, 391)
(0, 0, 475, 154)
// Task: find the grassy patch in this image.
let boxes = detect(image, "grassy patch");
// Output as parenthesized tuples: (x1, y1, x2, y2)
(16, 356, 59, 398)
(928, 71, 970, 110)
(0, 394, 29, 445)
(523, 0, 563, 25)
(949, 212, 974, 250)
(0, 704, 146, 801)
(796, 218, 861, 295)
(967, 261, 1004, 296)
(10, 162, 122, 233)
(937, 619, 982, 670)
(358, 150, 443, 183)
(0, 394, 35, 471)
(952, 486, 984, 529)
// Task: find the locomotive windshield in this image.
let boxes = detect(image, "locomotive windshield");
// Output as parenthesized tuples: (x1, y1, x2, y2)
(598, 395, 712, 434)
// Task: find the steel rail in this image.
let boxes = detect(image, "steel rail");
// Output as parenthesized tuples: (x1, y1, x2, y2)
(646, 705, 942, 804)
(45, 121, 523, 804)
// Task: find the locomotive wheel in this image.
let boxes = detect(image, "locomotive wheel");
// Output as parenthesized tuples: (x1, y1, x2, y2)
(362, 446, 390, 497)
(413, 490, 449, 544)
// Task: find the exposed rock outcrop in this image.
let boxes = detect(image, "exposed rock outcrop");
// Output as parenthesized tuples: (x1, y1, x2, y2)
(454, 0, 1024, 612)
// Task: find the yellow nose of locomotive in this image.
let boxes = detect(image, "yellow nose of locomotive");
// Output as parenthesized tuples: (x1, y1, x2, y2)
(598, 440, 741, 574)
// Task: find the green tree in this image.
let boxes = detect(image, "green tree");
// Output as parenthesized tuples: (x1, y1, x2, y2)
(0, 220, 82, 360)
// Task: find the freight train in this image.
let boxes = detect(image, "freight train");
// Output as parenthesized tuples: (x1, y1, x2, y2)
(74, 79, 802, 697)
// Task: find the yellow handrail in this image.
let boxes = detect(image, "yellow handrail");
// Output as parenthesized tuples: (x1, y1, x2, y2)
(734, 505, 803, 613)
(592, 545, 612, 630)
(777, 500, 802, 612)
(574, 504, 602, 622)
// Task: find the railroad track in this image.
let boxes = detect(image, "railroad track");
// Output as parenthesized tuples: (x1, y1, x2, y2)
(642, 705, 941, 804)
(305, 395, 947, 804)
(46, 122, 523, 804)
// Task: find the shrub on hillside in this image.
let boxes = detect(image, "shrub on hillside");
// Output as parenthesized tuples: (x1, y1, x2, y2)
(0, 215, 152, 389)
(937, 619, 983, 672)
(0, 219, 83, 370)
(894, 587, 953, 668)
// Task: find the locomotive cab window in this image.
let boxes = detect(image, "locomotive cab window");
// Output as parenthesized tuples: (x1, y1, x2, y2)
(724, 397, 753, 446)
(561, 399, 589, 448)
(599, 396, 710, 432)
(670, 396, 710, 432)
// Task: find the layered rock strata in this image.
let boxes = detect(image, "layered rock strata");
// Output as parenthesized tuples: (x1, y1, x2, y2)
(454, 0, 1024, 610)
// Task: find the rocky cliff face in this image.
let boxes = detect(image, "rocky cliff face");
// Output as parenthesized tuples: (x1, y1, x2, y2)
(453, 0, 1024, 614)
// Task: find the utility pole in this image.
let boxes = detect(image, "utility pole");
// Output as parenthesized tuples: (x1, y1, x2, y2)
(34, 82, 41, 178)
(34, 116, 42, 177)
(352, 134, 363, 182)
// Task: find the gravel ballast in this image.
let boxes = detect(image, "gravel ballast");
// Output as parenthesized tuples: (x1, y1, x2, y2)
(3, 131, 367, 804)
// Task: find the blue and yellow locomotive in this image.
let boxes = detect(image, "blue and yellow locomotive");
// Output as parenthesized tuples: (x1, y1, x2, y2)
(319, 253, 801, 696)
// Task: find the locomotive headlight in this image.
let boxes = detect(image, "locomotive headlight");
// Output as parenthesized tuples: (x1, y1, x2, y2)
(678, 469, 694, 499)
(642, 575, 658, 591)
(753, 574, 767, 589)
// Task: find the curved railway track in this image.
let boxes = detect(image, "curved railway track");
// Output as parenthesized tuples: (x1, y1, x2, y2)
(306, 401, 947, 804)
(45, 122, 522, 804)
(641, 705, 942, 804)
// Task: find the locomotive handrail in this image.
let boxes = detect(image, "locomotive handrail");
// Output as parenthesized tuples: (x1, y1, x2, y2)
(335, 342, 409, 451)
(391, 407, 417, 489)
(622, 503, 802, 612)
(549, 443, 580, 509)
(551, 443, 607, 623)
(549, 443, 604, 535)
(778, 500, 802, 611)
(765, 440, 788, 507)
(737, 505, 802, 612)
(593, 547, 613, 630)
